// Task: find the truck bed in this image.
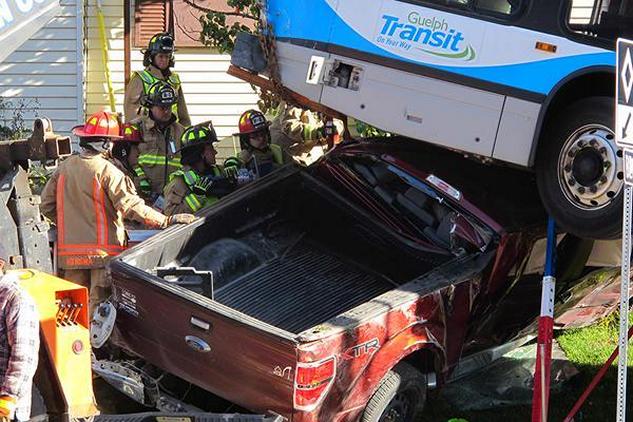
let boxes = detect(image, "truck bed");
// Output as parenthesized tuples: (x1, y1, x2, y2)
(118, 167, 446, 336)
(214, 238, 395, 333)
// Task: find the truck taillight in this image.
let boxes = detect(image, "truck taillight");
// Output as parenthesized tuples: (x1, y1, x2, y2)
(294, 357, 336, 412)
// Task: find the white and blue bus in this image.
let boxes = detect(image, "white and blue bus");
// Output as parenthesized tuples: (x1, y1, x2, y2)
(247, 0, 630, 239)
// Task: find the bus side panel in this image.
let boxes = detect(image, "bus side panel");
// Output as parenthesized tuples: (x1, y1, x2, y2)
(267, 0, 338, 104)
(492, 98, 542, 166)
(320, 51, 504, 157)
(275, 42, 327, 104)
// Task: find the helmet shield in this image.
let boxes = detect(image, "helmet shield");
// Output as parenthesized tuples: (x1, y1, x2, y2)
(148, 33, 174, 57)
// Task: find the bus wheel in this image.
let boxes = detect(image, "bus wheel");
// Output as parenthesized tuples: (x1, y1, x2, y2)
(361, 362, 426, 422)
(536, 96, 623, 240)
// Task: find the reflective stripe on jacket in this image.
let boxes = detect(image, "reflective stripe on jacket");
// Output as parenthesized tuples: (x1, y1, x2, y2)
(40, 152, 170, 269)
(123, 64, 191, 126)
(135, 70, 182, 117)
(132, 115, 184, 197)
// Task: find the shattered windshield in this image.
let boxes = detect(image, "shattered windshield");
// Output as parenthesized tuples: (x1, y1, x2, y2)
(333, 154, 493, 254)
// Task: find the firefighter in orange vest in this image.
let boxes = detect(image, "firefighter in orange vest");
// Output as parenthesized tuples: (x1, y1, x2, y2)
(40, 111, 196, 316)
(124, 32, 191, 126)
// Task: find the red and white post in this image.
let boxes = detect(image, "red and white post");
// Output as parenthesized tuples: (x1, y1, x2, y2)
(531, 217, 556, 422)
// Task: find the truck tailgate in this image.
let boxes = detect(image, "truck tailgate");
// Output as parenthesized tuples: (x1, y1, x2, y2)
(110, 263, 297, 419)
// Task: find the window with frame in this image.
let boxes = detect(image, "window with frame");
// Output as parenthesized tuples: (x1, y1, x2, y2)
(567, 0, 633, 40)
(419, 0, 522, 16)
(134, 0, 169, 48)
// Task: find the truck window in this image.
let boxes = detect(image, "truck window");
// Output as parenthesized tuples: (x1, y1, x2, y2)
(567, 0, 633, 40)
(418, 0, 522, 16)
(337, 155, 483, 252)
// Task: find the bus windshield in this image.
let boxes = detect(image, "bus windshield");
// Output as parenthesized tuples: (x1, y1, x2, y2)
(568, 0, 633, 40)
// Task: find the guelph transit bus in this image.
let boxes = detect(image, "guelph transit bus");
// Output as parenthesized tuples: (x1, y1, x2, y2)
(249, 0, 632, 239)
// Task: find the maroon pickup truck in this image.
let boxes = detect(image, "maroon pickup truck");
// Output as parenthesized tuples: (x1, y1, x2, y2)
(108, 138, 597, 421)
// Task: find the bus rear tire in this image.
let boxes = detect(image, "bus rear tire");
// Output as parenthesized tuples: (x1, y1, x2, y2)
(361, 362, 426, 422)
(536, 96, 623, 240)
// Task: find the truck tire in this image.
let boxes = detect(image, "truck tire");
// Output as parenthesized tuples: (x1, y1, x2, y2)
(536, 97, 623, 240)
(361, 362, 426, 422)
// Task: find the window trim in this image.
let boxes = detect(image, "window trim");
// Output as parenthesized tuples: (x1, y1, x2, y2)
(133, 0, 169, 49)
(560, 0, 617, 50)
(398, 0, 528, 23)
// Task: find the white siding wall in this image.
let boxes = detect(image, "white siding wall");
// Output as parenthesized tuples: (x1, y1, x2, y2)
(85, 0, 258, 159)
(0, 0, 83, 136)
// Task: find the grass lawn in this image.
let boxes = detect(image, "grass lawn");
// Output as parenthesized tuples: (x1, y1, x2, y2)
(423, 312, 633, 421)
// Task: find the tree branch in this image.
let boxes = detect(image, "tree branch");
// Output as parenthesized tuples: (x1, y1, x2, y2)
(182, 0, 258, 20)
(174, 11, 201, 43)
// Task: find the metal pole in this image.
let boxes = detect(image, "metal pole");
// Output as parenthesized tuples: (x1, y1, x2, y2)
(531, 217, 556, 422)
(616, 185, 632, 422)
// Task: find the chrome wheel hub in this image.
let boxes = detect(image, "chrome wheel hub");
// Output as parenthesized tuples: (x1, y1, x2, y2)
(558, 125, 623, 210)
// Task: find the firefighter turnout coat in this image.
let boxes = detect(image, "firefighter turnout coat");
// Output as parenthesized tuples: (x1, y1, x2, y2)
(40, 151, 170, 269)
(131, 115, 185, 198)
(163, 165, 224, 216)
(124, 64, 191, 126)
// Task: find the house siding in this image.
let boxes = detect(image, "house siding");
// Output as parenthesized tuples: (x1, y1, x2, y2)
(0, 0, 82, 136)
(85, 0, 258, 159)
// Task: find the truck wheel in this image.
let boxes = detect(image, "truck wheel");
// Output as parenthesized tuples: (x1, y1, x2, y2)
(361, 362, 426, 422)
(536, 97, 623, 240)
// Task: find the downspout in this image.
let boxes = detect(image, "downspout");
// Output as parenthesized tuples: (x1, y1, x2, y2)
(76, 1, 85, 125)
(124, 0, 131, 89)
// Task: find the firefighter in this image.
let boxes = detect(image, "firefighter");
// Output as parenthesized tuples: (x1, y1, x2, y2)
(40, 111, 196, 316)
(163, 125, 236, 216)
(230, 110, 284, 179)
(0, 245, 39, 422)
(130, 80, 185, 208)
(124, 32, 191, 126)
(268, 101, 344, 165)
(112, 123, 141, 181)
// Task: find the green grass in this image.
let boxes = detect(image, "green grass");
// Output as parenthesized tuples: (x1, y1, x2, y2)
(557, 312, 633, 368)
(423, 313, 633, 421)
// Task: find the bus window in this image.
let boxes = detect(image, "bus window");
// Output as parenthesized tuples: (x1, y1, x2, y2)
(419, 0, 470, 9)
(475, 0, 520, 15)
(419, 0, 521, 16)
(567, 0, 633, 40)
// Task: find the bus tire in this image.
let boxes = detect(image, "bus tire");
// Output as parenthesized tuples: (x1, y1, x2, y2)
(361, 362, 426, 422)
(536, 96, 623, 240)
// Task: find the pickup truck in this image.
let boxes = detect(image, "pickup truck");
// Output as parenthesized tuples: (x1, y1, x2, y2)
(107, 137, 601, 421)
